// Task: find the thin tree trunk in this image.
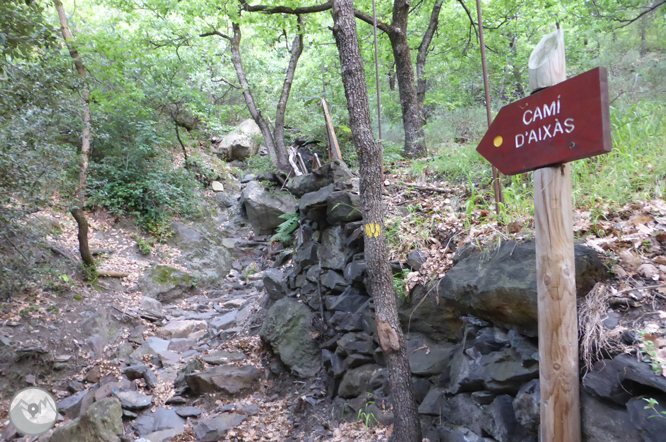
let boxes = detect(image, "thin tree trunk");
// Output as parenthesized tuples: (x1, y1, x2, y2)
(330, 0, 421, 440)
(227, 24, 287, 172)
(54, 0, 91, 201)
(416, 0, 444, 113)
(175, 124, 189, 170)
(273, 16, 304, 170)
(388, 0, 427, 159)
(70, 207, 96, 277)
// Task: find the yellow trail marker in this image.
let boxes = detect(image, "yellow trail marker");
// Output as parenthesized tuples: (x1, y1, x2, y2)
(365, 223, 382, 238)
(493, 135, 503, 147)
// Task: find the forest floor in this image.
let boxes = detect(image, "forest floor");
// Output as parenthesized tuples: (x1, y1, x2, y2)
(1, 158, 666, 441)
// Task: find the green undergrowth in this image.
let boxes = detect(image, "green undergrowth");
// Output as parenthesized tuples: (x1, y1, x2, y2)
(408, 97, 665, 230)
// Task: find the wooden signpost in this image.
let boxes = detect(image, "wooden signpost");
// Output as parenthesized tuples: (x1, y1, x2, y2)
(476, 28, 612, 442)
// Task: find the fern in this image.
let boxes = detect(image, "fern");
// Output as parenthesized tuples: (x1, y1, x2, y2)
(271, 212, 299, 245)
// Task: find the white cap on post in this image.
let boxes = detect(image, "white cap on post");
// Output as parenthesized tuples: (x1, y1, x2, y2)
(528, 27, 566, 92)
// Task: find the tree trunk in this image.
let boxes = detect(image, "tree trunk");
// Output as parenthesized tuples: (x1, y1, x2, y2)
(273, 16, 304, 171)
(70, 207, 96, 277)
(226, 24, 289, 172)
(54, 0, 91, 201)
(416, 0, 443, 113)
(388, 0, 426, 159)
(330, 1, 421, 441)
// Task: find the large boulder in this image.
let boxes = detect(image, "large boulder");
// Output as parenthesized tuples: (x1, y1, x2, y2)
(213, 118, 262, 161)
(260, 298, 321, 378)
(168, 222, 233, 289)
(50, 398, 123, 442)
(240, 181, 297, 235)
(436, 240, 607, 336)
(286, 162, 353, 197)
(137, 265, 195, 302)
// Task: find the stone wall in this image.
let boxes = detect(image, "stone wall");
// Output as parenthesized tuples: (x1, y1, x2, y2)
(261, 170, 666, 442)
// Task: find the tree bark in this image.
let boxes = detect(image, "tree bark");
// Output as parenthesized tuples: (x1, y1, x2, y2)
(54, 0, 91, 201)
(227, 24, 288, 172)
(416, 0, 443, 113)
(70, 207, 96, 276)
(330, 0, 421, 440)
(274, 16, 304, 168)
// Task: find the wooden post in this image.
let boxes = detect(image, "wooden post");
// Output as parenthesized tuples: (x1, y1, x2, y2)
(475, 0, 503, 214)
(321, 98, 343, 162)
(530, 28, 581, 442)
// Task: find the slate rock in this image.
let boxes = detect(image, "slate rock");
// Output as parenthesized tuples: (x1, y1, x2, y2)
(194, 413, 248, 442)
(174, 358, 204, 388)
(299, 184, 334, 221)
(209, 311, 238, 330)
(157, 319, 207, 340)
(319, 226, 346, 270)
(241, 181, 297, 235)
(112, 389, 153, 410)
(483, 394, 534, 442)
(138, 265, 194, 302)
(338, 364, 380, 398)
(406, 332, 456, 376)
(185, 365, 261, 395)
(480, 347, 539, 393)
(583, 354, 666, 404)
(58, 390, 89, 418)
(419, 387, 446, 415)
(436, 240, 607, 336)
(202, 350, 246, 365)
(326, 191, 363, 224)
(326, 286, 369, 313)
(440, 393, 485, 436)
(397, 284, 463, 341)
(446, 352, 485, 394)
(321, 270, 347, 293)
(627, 395, 666, 442)
(263, 268, 287, 300)
(134, 408, 184, 436)
(336, 332, 375, 357)
(407, 250, 426, 271)
(260, 298, 322, 378)
(168, 338, 197, 353)
(143, 429, 184, 442)
(473, 327, 510, 355)
(175, 406, 203, 418)
(294, 241, 320, 267)
(344, 259, 366, 284)
(128, 325, 147, 344)
(437, 425, 485, 442)
(50, 398, 123, 442)
(581, 390, 641, 442)
(140, 296, 163, 316)
(158, 350, 180, 366)
(512, 379, 540, 434)
(123, 365, 158, 389)
(286, 162, 353, 197)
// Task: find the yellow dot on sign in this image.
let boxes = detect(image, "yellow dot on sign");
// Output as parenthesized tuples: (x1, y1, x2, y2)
(365, 223, 382, 238)
(493, 136, 503, 147)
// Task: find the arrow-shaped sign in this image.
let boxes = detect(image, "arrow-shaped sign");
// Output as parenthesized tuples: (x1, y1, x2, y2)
(477, 67, 612, 176)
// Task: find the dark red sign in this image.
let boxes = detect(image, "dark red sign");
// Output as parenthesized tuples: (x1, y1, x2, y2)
(477, 67, 612, 176)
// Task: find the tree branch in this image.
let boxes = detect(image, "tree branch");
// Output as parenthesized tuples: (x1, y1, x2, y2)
(241, 0, 333, 14)
(353, 8, 392, 34)
(199, 30, 232, 40)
